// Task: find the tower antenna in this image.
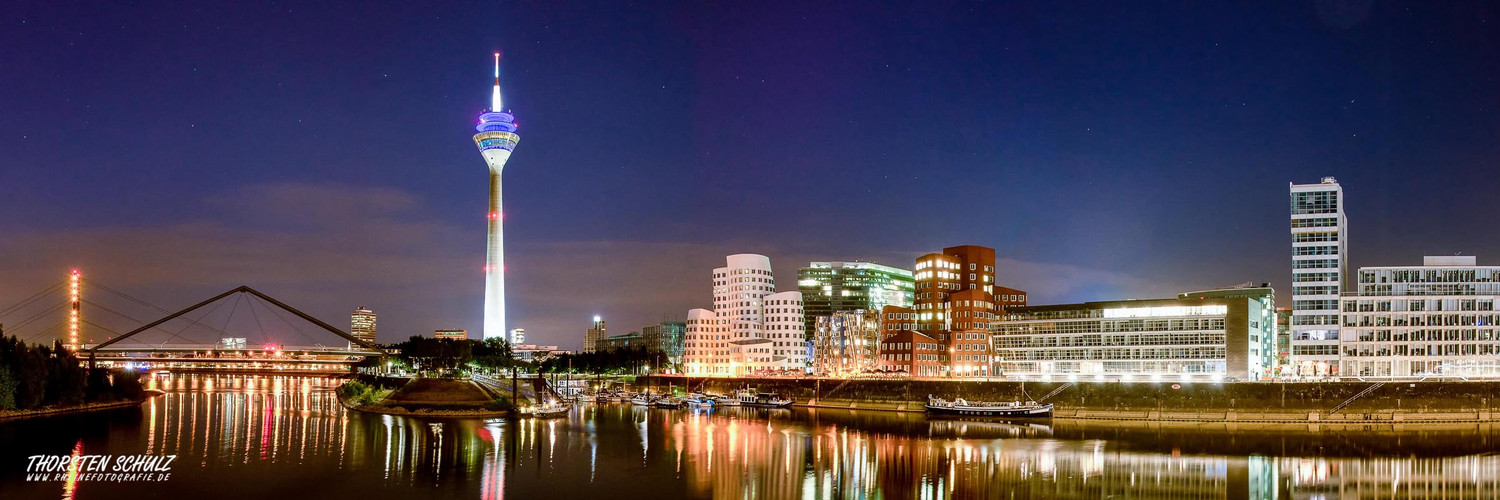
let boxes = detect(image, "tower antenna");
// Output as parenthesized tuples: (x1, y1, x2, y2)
(492, 51, 503, 112)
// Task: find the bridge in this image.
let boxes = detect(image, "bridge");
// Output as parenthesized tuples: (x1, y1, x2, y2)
(1, 273, 385, 374)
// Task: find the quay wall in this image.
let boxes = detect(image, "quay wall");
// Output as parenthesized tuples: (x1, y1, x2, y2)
(637, 376, 1500, 423)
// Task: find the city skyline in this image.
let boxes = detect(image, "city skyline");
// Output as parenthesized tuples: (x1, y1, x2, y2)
(5, 3, 1500, 350)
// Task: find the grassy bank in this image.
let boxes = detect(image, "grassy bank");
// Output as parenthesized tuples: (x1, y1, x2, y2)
(337, 378, 515, 417)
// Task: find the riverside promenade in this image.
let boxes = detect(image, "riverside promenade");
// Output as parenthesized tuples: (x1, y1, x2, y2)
(639, 376, 1500, 424)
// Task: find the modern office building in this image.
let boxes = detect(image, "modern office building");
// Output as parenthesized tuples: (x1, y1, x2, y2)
(1275, 307, 1292, 374)
(1289, 177, 1347, 377)
(1338, 256, 1500, 378)
(811, 310, 880, 376)
(508, 328, 526, 345)
(434, 329, 467, 341)
(641, 321, 687, 369)
(512, 344, 569, 362)
(474, 53, 522, 340)
(350, 306, 376, 350)
(683, 254, 805, 376)
(798, 262, 914, 338)
(1179, 285, 1278, 379)
(993, 289, 1274, 381)
(584, 316, 606, 353)
(598, 331, 643, 351)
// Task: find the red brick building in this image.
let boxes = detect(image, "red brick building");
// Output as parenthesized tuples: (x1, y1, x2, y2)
(879, 245, 1027, 378)
(878, 329, 944, 377)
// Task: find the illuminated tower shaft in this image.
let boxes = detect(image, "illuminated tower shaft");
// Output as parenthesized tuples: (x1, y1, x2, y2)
(474, 53, 520, 340)
(69, 269, 81, 349)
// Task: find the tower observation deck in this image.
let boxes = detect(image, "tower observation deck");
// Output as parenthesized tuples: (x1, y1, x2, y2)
(474, 53, 520, 340)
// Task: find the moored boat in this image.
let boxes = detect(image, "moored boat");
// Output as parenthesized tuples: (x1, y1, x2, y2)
(528, 401, 571, 418)
(924, 397, 1052, 418)
(711, 394, 739, 407)
(735, 388, 794, 408)
(652, 396, 681, 408)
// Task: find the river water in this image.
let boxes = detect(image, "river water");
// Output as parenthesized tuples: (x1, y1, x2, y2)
(2, 373, 1499, 499)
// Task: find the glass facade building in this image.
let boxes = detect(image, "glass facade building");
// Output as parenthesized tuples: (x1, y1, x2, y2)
(798, 262, 914, 338)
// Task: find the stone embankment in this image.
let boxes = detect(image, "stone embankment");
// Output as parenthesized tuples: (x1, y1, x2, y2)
(639, 376, 1500, 423)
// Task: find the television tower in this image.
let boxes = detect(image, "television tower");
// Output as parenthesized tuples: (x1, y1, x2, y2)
(474, 52, 520, 340)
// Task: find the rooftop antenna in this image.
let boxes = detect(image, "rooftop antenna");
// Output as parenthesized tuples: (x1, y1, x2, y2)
(492, 51, 503, 112)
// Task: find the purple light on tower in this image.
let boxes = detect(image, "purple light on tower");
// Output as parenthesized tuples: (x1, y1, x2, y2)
(474, 52, 520, 340)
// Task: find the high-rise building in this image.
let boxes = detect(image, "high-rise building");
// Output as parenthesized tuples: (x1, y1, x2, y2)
(1289, 177, 1346, 377)
(798, 262, 914, 339)
(812, 310, 880, 376)
(508, 328, 526, 345)
(585, 316, 606, 353)
(434, 329, 467, 341)
(474, 53, 521, 341)
(350, 306, 376, 349)
(683, 254, 805, 376)
(1340, 256, 1500, 378)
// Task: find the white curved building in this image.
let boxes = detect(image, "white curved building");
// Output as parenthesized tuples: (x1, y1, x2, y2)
(684, 254, 806, 376)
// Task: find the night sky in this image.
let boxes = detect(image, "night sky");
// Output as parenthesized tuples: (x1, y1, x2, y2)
(3, 2, 1499, 349)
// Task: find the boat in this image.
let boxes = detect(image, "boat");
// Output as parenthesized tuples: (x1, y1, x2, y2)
(528, 401, 571, 418)
(735, 388, 794, 408)
(711, 394, 740, 407)
(924, 397, 1053, 418)
(629, 393, 654, 406)
(681, 394, 715, 408)
(652, 396, 681, 408)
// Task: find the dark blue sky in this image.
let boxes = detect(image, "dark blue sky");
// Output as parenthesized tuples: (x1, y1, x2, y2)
(3, 1, 1498, 348)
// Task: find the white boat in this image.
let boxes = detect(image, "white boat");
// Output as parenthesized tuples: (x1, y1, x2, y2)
(652, 396, 681, 408)
(528, 401, 571, 418)
(711, 394, 740, 407)
(681, 394, 715, 408)
(629, 394, 654, 406)
(925, 397, 1053, 418)
(735, 388, 794, 408)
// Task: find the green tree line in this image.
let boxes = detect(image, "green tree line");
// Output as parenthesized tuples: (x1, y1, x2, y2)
(0, 334, 142, 411)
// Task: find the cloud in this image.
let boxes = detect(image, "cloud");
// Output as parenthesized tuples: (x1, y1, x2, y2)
(0, 182, 1210, 350)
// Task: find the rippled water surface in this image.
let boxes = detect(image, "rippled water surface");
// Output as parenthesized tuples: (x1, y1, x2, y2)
(3, 373, 1500, 499)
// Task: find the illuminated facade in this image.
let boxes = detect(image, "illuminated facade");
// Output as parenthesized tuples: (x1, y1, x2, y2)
(474, 53, 521, 340)
(797, 261, 914, 337)
(508, 327, 525, 345)
(683, 254, 805, 375)
(434, 329, 467, 340)
(994, 289, 1272, 380)
(1290, 177, 1346, 377)
(350, 306, 376, 350)
(811, 310, 880, 376)
(1339, 256, 1500, 378)
(584, 316, 606, 353)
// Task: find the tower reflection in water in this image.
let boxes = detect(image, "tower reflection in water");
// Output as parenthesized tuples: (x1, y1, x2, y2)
(123, 374, 1500, 499)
